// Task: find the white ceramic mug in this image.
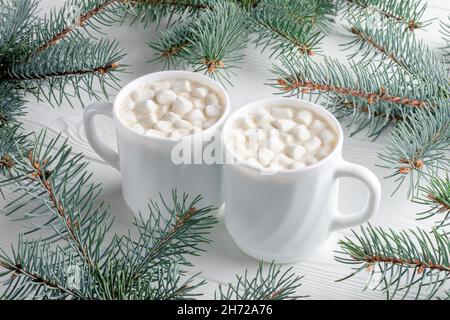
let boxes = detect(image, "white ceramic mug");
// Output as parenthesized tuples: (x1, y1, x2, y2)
(83, 71, 230, 217)
(222, 98, 381, 263)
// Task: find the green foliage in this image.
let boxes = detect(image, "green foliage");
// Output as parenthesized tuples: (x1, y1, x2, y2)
(379, 107, 450, 196)
(216, 262, 306, 300)
(442, 16, 450, 64)
(149, 0, 336, 84)
(336, 224, 450, 300)
(415, 175, 450, 229)
(183, 1, 250, 85)
(0, 0, 305, 300)
(271, 0, 449, 197)
(340, 0, 431, 30)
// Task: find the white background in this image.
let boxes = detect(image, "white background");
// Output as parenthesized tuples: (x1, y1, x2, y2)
(0, 0, 449, 299)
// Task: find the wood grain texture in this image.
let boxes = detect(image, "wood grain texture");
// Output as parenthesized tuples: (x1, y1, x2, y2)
(0, 0, 448, 300)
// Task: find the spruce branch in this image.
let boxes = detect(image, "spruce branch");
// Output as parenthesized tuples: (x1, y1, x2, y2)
(341, 0, 430, 30)
(251, 0, 329, 58)
(0, 237, 89, 299)
(336, 224, 450, 300)
(442, 16, 450, 65)
(378, 106, 450, 197)
(415, 175, 450, 229)
(182, 1, 250, 85)
(7, 37, 125, 107)
(215, 262, 306, 300)
(148, 23, 192, 69)
(33, 0, 124, 53)
(343, 14, 449, 96)
(271, 56, 440, 138)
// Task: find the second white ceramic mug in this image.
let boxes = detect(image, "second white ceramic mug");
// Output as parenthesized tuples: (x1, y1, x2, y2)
(83, 71, 230, 217)
(222, 98, 381, 263)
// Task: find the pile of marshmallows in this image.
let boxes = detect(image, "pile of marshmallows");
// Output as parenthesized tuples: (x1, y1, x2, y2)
(117, 78, 338, 171)
(117, 79, 225, 140)
(227, 106, 338, 170)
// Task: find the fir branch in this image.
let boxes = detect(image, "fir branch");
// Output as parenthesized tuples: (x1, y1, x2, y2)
(0, 237, 89, 299)
(215, 262, 305, 300)
(343, 14, 449, 96)
(336, 224, 450, 300)
(378, 106, 450, 197)
(441, 16, 450, 65)
(34, 0, 123, 53)
(251, 0, 327, 58)
(7, 37, 125, 107)
(415, 176, 450, 229)
(127, 0, 212, 27)
(0, 132, 219, 299)
(271, 55, 443, 138)
(341, 0, 430, 30)
(125, 192, 218, 280)
(148, 23, 192, 69)
(182, 1, 250, 85)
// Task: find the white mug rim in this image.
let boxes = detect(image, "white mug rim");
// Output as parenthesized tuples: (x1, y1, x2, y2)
(112, 70, 231, 143)
(222, 98, 344, 174)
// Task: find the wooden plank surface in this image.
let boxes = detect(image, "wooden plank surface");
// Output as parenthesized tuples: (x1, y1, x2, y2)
(0, 0, 449, 299)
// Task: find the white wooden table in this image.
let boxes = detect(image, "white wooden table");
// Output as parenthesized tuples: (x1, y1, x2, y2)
(1, 0, 449, 300)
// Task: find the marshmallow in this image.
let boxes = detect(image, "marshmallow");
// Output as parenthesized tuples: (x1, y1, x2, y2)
(271, 107, 293, 119)
(131, 89, 155, 102)
(285, 144, 306, 160)
(185, 109, 206, 123)
(304, 136, 321, 153)
(238, 116, 256, 130)
(292, 125, 311, 142)
(174, 119, 194, 131)
(152, 81, 171, 92)
(206, 93, 219, 105)
(146, 129, 167, 138)
(320, 129, 336, 145)
(134, 100, 159, 114)
(139, 113, 158, 127)
(172, 80, 192, 93)
(172, 97, 193, 115)
(279, 133, 294, 144)
(253, 109, 273, 124)
(205, 105, 222, 118)
(130, 123, 146, 134)
(119, 112, 138, 125)
(309, 119, 327, 133)
(273, 154, 294, 167)
(163, 111, 182, 124)
(245, 128, 266, 142)
(290, 162, 306, 170)
(273, 119, 296, 132)
(268, 136, 285, 153)
(154, 121, 173, 134)
(268, 162, 282, 172)
(258, 148, 275, 166)
(156, 89, 177, 105)
(303, 154, 318, 165)
(296, 110, 313, 125)
(316, 147, 332, 160)
(192, 87, 209, 98)
(192, 99, 205, 110)
(246, 157, 262, 168)
(122, 99, 135, 111)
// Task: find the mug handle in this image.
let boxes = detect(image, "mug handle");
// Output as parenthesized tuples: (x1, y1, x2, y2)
(329, 160, 381, 231)
(83, 102, 120, 171)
